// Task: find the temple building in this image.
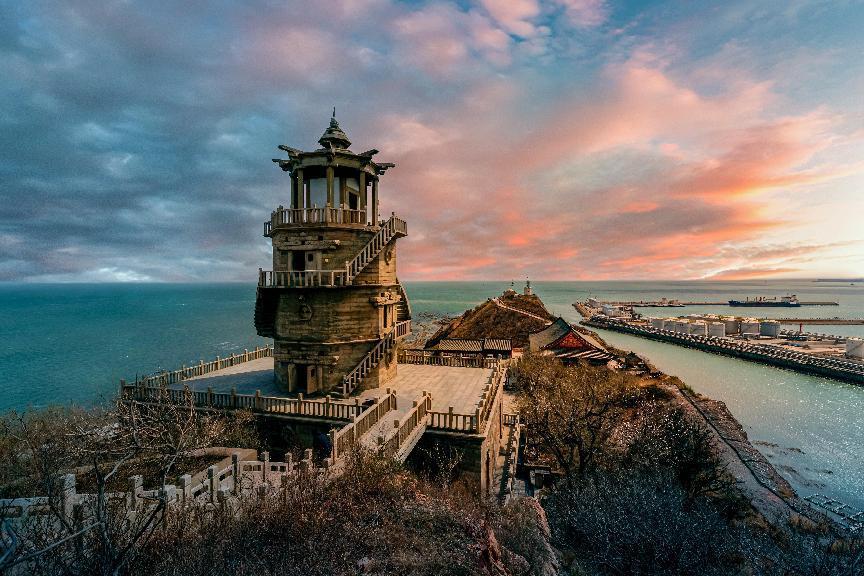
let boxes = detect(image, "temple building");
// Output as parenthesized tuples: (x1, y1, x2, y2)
(528, 317, 614, 364)
(254, 114, 412, 397)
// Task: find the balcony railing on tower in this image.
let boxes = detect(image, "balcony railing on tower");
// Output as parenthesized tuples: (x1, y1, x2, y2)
(258, 269, 349, 288)
(264, 207, 367, 234)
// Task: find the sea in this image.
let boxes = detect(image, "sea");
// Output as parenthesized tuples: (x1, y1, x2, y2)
(1, 280, 862, 509)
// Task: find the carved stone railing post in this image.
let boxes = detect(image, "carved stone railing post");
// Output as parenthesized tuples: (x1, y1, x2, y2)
(60, 474, 76, 524)
(207, 465, 218, 503)
(232, 453, 240, 495)
(179, 474, 192, 501)
(129, 475, 143, 511)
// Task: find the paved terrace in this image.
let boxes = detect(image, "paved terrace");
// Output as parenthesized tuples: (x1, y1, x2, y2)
(177, 357, 493, 414)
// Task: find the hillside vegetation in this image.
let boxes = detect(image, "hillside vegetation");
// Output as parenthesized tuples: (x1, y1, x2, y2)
(426, 294, 554, 349)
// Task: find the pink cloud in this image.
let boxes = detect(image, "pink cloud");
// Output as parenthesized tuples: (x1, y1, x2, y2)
(556, 0, 608, 27)
(479, 0, 540, 37)
(705, 267, 801, 280)
(389, 4, 513, 74)
(369, 51, 860, 280)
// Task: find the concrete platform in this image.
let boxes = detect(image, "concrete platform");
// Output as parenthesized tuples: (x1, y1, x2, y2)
(175, 357, 493, 415)
(358, 363, 493, 414)
(180, 357, 279, 395)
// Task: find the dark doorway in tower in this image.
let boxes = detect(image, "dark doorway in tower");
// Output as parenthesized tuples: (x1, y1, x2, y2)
(292, 250, 306, 272)
(348, 192, 359, 210)
(294, 363, 309, 393)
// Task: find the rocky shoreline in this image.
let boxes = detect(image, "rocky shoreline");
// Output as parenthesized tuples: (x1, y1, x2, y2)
(677, 387, 834, 524)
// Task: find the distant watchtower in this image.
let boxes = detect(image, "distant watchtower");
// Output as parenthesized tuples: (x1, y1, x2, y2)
(255, 113, 411, 397)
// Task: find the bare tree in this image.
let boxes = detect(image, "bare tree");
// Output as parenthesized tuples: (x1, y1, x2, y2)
(0, 388, 256, 575)
(512, 354, 638, 477)
(621, 403, 736, 505)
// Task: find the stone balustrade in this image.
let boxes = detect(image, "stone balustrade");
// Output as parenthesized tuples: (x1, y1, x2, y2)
(121, 385, 365, 421)
(477, 362, 507, 433)
(130, 346, 273, 388)
(258, 269, 349, 288)
(0, 448, 305, 522)
(502, 413, 520, 427)
(330, 392, 397, 462)
(265, 207, 368, 235)
(397, 350, 499, 369)
(378, 393, 432, 460)
(394, 319, 411, 339)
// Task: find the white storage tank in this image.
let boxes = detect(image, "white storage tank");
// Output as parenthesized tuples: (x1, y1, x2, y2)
(708, 322, 726, 337)
(721, 317, 740, 334)
(601, 304, 620, 317)
(847, 338, 864, 359)
(740, 319, 760, 336)
(689, 321, 708, 336)
(760, 321, 781, 338)
(650, 318, 666, 330)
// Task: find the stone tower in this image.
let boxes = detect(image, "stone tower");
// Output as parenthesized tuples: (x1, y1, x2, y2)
(255, 114, 411, 397)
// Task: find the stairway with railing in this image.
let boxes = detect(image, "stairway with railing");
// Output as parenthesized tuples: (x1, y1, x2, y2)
(258, 214, 407, 289)
(345, 214, 407, 284)
(396, 279, 412, 322)
(340, 332, 396, 397)
(258, 214, 411, 396)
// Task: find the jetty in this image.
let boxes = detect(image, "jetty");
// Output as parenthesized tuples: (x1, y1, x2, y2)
(603, 299, 839, 307)
(582, 315, 864, 385)
(778, 318, 864, 325)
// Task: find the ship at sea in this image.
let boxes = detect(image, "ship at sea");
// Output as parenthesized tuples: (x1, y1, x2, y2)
(728, 294, 801, 307)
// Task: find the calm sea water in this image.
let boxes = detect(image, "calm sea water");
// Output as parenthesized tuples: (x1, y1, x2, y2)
(1, 280, 862, 508)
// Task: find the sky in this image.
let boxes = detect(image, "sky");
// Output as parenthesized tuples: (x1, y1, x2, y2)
(1, 0, 863, 282)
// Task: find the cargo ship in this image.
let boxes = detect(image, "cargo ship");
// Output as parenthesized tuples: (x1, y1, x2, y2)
(729, 295, 801, 307)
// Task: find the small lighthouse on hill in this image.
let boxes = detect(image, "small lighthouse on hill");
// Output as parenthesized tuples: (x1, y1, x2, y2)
(254, 113, 412, 397)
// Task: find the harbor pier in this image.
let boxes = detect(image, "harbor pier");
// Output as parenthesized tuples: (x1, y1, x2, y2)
(582, 315, 864, 385)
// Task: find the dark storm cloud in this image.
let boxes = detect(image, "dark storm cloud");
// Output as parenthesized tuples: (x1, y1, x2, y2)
(0, 1, 298, 281)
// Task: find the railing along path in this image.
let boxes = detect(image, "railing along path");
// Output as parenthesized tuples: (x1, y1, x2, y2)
(121, 386, 364, 421)
(397, 350, 499, 369)
(131, 346, 273, 388)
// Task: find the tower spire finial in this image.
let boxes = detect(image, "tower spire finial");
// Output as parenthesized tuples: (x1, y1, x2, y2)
(332, 106, 336, 119)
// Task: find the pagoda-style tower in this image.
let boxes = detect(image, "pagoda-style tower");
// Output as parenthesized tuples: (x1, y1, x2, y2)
(255, 114, 411, 397)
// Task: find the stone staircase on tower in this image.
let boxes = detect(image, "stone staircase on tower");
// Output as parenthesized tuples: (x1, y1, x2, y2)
(335, 215, 411, 398)
(345, 214, 407, 284)
(338, 332, 397, 397)
(395, 279, 412, 322)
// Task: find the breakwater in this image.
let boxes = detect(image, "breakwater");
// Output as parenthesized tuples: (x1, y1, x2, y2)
(583, 317, 864, 385)
(605, 300, 839, 307)
(778, 318, 864, 325)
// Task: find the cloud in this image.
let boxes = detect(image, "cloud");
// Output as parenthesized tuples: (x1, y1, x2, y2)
(556, 0, 608, 27)
(479, 0, 540, 37)
(704, 267, 802, 280)
(0, 0, 861, 283)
